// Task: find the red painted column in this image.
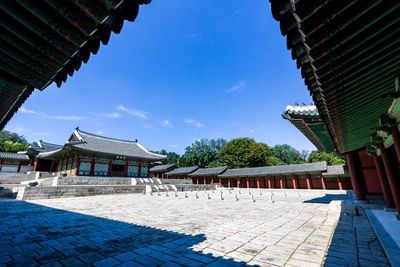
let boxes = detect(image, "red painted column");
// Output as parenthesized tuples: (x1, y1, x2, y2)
(75, 157, 80, 176)
(17, 162, 21, 172)
(237, 178, 240, 188)
(204, 176, 206, 184)
(346, 152, 365, 200)
(256, 177, 260, 189)
(33, 158, 38, 171)
(211, 177, 214, 184)
(279, 176, 284, 189)
(372, 153, 394, 208)
(89, 158, 95, 176)
(246, 177, 250, 188)
(321, 173, 327, 190)
(292, 175, 298, 189)
(228, 178, 231, 187)
(379, 143, 400, 214)
(337, 176, 343, 190)
(306, 174, 312, 189)
(196, 177, 199, 184)
(162, 172, 165, 178)
(267, 176, 271, 188)
(390, 125, 400, 165)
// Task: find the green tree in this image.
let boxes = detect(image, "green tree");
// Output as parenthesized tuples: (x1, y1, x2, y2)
(180, 138, 227, 167)
(0, 131, 29, 152)
(219, 138, 271, 168)
(308, 151, 345, 165)
(153, 149, 181, 165)
(272, 144, 307, 164)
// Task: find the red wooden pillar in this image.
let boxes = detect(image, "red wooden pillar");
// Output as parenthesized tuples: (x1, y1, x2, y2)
(228, 178, 231, 187)
(321, 173, 327, 190)
(267, 176, 271, 188)
(108, 159, 112, 176)
(33, 158, 38, 171)
(390, 125, 400, 165)
(204, 176, 206, 184)
(211, 177, 214, 184)
(292, 175, 298, 189)
(372, 153, 394, 208)
(279, 176, 284, 189)
(306, 174, 312, 189)
(162, 172, 165, 178)
(337, 176, 343, 190)
(246, 177, 250, 188)
(346, 152, 365, 200)
(138, 163, 141, 177)
(17, 161, 21, 172)
(75, 157, 81, 176)
(237, 178, 240, 188)
(196, 177, 199, 184)
(256, 177, 260, 189)
(379, 143, 400, 214)
(90, 158, 95, 176)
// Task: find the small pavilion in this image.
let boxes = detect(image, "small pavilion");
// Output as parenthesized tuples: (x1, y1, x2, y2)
(0, 152, 31, 173)
(189, 166, 228, 186)
(150, 164, 177, 178)
(165, 166, 199, 180)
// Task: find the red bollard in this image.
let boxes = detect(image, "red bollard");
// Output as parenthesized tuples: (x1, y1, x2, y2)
(355, 206, 360, 216)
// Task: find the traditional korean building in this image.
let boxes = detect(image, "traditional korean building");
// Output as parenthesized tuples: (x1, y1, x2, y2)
(272, 0, 400, 214)
(27, 141, 63, 172)
(165, 166, 199, 180)
(0, 152, 31, 173)
(189, 166, 228, 186)
(322, 165, 352, 190)
(37, 128, 166, 178)
(218, 162, 337, 189)
(150, 164, 177, 178)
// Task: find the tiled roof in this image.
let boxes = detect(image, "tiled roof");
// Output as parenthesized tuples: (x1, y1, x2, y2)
(29, 141, 63, 154)
(166, 166, 199, 176)
(38, 128, 166, 161)
(70, 129, 166, 161)
(219, 162, 327, 178)
(322, 165, 349, 177)
(283, 105, 319, 117)
(149, 164, 177, 172)
(0, 152, 29, 161)
(189, 166, 228, 176)
(0, 0, 151, 130)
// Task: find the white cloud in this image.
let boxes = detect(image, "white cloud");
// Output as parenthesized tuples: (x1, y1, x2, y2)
(96, 130, 104, 135)
(96, 112, 121, 119)
(162, 120, 172, 128)
(20, 107, 89, 121)
(141, 124, 156, 130)
(226, 80, 246, 93)
(117, 105, 147, 119)
(169, 144, 178, 148)
(184, 118, 203, 128)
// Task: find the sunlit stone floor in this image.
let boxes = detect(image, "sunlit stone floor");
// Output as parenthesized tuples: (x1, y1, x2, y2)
(0, 189, 389, 266)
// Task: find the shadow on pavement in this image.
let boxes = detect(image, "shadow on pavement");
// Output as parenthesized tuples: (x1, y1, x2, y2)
(0, 199, 255, 266)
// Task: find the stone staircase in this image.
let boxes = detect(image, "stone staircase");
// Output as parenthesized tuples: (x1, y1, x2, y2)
(13, 176, 217, 200)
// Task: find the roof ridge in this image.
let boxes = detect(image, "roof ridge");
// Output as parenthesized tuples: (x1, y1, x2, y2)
(78, 129, 138, 144)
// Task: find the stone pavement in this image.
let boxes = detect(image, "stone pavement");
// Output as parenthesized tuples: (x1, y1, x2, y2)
(0, 190, 389, 266)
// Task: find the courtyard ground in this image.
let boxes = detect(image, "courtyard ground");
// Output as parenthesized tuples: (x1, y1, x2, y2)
(0, 189, 390, 266)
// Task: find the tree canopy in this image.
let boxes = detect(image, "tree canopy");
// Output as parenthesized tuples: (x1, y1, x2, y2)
(0, 131, 29, 153)
(180, 138, 227, 168)
(308, 151, 345, 165)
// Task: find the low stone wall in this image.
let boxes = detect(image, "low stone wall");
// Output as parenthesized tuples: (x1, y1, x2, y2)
(16, 185, 147, 200)
(53, 176, 193, 186)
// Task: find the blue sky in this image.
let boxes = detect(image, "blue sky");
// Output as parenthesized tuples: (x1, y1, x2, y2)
(6, 0, 315, 154)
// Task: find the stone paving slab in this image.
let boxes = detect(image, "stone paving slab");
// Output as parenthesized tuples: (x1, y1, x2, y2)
(0, 190, 389, 266)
